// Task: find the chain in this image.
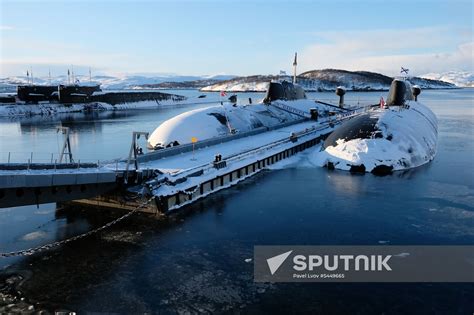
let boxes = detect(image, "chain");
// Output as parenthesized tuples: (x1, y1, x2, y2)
(0, 196, 155, 258)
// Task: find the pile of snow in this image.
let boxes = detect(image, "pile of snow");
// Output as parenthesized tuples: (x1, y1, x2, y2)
(421, 71, 474, 87)
(314, 101, 438, 172)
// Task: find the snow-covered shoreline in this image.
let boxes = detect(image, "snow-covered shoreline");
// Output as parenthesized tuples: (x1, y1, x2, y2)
(0, 99, 219, 117)
(200, 80, 459, 93)
(201, 85, 460, 93)
(200, 70, 460, 92)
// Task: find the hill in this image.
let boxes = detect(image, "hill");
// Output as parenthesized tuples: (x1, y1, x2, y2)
(200, 69, 457, 92)
(421, 71, 474, 87)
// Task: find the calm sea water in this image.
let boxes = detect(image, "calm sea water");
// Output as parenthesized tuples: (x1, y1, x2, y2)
(0, 89, 473, 313)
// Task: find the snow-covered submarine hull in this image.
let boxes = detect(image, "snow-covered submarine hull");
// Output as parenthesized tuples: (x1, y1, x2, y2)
(147, 81, 338, 150)
(315, 79, 438, 174)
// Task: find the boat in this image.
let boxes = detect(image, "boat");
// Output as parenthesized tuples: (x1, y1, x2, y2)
(315, 78, 438, 174)
(14, 83, 101, 104)
(147, 80, 343, 150)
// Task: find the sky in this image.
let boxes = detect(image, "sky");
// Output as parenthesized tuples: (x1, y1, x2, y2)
(0, 0, 472, 78)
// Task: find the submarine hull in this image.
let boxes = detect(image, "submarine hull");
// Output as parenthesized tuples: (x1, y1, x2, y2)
(316, 79, 438, 174)
(147, 81, 338, 150)
(316, 101, 438, 174)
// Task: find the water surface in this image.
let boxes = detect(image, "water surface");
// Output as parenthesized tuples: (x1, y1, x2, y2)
(0, 89, 473, 313)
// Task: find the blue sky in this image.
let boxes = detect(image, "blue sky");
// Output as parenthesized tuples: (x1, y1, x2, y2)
(0, 0, 472, 77)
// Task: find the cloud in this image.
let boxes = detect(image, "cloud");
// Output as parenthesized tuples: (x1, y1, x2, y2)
(298, 27, 473, 76)
(0, 25, 15, 31)
(0, 37, 130, 76)
(1, 25, 472, 77)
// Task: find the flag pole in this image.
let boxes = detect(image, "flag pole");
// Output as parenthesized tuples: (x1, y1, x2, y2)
(293, 52, 297, 84)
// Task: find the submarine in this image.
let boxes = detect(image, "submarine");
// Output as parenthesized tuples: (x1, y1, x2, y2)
(316, 78, 438, 175)
(147, 80, 341, 150)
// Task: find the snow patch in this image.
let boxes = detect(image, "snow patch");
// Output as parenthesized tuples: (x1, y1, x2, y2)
(21, 231, 47, 241)
(421, 71, 474, 87)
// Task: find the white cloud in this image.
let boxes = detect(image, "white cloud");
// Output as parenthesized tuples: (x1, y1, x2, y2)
(298, 27, 473, 76)
(0, 36, 131, 76)
(0, 25, 15, 31)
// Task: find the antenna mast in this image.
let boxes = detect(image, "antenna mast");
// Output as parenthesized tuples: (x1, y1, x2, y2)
(293, 52, 297, 84)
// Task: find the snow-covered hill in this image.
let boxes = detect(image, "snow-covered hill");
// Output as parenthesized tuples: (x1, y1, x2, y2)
(200, 76, 273, 92)
(201, 69, 457, 92)
(421, 71, 474, 87)
(1, 69, 465, 93)
(0, 74, 237, 92)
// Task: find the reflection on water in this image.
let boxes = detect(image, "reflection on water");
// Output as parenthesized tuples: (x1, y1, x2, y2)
(0, 89, 473, 313)
(16, 111, 132, 133)
(0, 90, 266, 162)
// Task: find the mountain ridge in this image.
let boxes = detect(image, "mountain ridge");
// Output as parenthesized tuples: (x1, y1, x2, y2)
(200, 69, 459, 92)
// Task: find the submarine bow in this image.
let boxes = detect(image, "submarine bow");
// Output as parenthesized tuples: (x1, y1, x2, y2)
(316, 79, 438, 174)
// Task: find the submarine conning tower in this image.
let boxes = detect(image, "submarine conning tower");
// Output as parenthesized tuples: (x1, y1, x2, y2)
(386, 79, 415, 106)
(263, 80, 306, 104)
(336, 86, 346, 108)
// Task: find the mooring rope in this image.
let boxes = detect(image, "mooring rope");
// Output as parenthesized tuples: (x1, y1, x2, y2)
(0, 196, 155, 258)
